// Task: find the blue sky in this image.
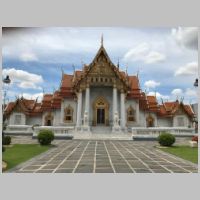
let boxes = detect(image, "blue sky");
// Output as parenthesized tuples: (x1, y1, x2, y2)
(2, 27, 198, 104)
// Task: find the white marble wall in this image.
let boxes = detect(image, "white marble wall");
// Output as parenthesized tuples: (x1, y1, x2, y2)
(157, 118, 173, 127)
(8, 112, 26, 125)
(173, 115, 191, 127)
(26, 116, 42, 126)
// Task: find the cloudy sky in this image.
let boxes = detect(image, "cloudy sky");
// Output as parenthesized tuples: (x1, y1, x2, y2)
(2, 27, 198, 104)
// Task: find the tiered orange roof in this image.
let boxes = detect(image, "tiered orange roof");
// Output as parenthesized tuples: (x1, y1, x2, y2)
(158, 100, 194, 117)
(51, 90, 62, 109)
(59, 74, 75, 98)
(139, 92, 149, 110)
(147, 96, 160, 112)
(127, 76, 141, 99)
(4, 97, 42, 116)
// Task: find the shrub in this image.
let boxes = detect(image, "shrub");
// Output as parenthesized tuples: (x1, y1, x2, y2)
(158, 132, 175, 147)
(192, 136, 198, 143)
(37, 129, 54, 145)
(2, 136, 11, 145)
(2, 146, 5, 152)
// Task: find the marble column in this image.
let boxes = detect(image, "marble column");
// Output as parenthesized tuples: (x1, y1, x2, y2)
(112, 86, 120, 132)
(60, 99, 64, 124)
(113, 86, 118, 120)
(120, 91, 126, 128)
(136, 99, 139, 124)
(76, 91, 82, 127)
(84, 86, 90, 126)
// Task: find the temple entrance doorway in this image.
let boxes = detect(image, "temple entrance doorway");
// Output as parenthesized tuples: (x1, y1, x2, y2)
(93, 96, 109, 126)
(97, 108, 105, 124)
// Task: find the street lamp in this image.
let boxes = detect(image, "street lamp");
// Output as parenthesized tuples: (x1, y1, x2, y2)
(193, 78, 198, 87)
(193, 78, 198, 133)
(3, 75, 11, 84)
(2, 75, 11, 137)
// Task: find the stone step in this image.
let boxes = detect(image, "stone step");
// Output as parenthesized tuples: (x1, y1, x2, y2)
(73, 133, 132, 140)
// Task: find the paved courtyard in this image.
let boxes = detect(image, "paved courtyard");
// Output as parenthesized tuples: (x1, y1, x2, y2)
(7, 138, 198, 173)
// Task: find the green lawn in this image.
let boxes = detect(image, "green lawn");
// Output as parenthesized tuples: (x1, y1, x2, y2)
(2, 144, 51, 170)
(160, 145, 198, 164)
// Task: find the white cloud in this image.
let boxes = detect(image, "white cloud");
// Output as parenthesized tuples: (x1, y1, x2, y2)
(170, 87, 197, 103)
(19, 52, 38, 62)
(123, 42, 150, 62)
(171, 88, 183, 96)
(174, 62, 198, 76)
(2, 68, 43, 89)
(145, 51, 166, 64)
(19, 92, 43, 102)
(123, 43, 166, 64)
(185, 88, 197, 97)
(144, 80, 160, 88)
(148, 91, 169, 100)
(171, 27, 198, 50)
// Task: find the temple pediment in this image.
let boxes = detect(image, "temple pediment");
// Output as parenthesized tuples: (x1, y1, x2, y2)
(73, 43, 129, 92)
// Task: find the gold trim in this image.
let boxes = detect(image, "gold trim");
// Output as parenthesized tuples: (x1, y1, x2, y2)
(146, 114, 154, 127)
(92, 96, 109, 126)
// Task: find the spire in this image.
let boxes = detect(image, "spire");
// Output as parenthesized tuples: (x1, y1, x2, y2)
(72, 64, 75, 72)
(125, 65, 128, 75)
(42, 88, 45, 97)
(101, 34, 104, 46)
(137, 68, 140, 78)
(61, 67, 64, 76)
(117, 58, 119, 69)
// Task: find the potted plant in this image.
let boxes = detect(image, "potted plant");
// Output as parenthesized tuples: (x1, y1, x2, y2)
(189, 136, 198, 148)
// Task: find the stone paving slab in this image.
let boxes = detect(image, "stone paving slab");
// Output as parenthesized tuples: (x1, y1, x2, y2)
(6, 139, 198, 173)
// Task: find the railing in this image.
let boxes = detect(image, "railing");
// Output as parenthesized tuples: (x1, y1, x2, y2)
(4, 125, 33, 135)
(34, 126, 74, 135)
(132, 127, 195, 136)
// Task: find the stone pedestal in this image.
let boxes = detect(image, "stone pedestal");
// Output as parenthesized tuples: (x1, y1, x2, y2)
(81, 111, 91, 133)
(112, 111, 121, 133)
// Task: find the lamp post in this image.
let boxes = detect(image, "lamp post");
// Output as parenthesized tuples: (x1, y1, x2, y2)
(2, 75, 11, 137)
(193, 78, 198, 87)
(193, 78, 198, 133)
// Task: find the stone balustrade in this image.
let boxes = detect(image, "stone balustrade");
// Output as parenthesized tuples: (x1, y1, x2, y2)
(132, 127, 195, 136)
(33, 126, 75, 139)
(34, 126, 74, 135)
(4, 125, 33, 135)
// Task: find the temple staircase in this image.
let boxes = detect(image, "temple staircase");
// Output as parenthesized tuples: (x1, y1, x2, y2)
(73, 126, 132, 140)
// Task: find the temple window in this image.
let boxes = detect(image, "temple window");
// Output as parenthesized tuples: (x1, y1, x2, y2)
(64, 105, 73, 122)
(101, 78, 103, 82)
(14, 114, 22, 125)
(96, 78, 98, 82)
(177, 117, 184, 126)
(105, 78, 107, 82)
(127, 106, 135, 122)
